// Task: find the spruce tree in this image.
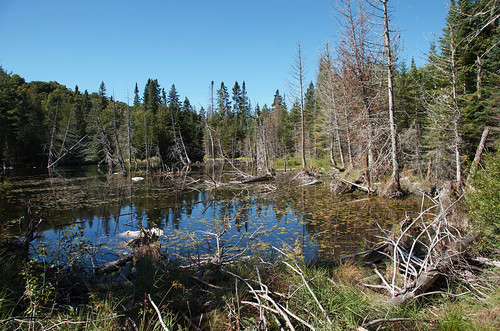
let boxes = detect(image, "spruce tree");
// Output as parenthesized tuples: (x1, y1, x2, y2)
(133, 82, 141, 106)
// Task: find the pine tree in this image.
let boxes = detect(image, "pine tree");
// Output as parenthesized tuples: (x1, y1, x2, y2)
(133, 82, 141, 106)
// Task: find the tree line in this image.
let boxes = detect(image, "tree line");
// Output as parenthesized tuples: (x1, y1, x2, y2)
(1, 0, 498, 190)
(205, 0, 498, 191)
(0, 74, 204, 174)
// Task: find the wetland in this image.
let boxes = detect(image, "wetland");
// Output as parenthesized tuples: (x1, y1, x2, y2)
(1, 165, 424, 265)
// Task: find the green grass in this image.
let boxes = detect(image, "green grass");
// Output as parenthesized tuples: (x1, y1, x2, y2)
(1, 241, 499, 330)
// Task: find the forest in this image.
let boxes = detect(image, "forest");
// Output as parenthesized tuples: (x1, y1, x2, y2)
(1, 0, 500, 329)
(1, 0, 498, 193)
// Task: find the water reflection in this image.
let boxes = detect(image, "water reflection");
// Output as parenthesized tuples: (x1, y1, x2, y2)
(1, 165, 424, 264)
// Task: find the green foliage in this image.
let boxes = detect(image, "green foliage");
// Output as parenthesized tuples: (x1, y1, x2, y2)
(0, 177, 12, 198)
(0, 68, 204, 168)
(466, 149, 500, 248)
(20, 259, 55, 315)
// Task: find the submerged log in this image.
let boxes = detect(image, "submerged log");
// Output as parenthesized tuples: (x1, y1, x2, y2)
(240, 172, 275, 184)
(97, 254, 134, 273)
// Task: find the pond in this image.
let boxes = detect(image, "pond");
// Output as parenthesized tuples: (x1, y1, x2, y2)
(1, 165, 425, 266)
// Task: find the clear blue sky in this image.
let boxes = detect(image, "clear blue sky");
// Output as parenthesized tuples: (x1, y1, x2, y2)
(0, 0, 449, 109)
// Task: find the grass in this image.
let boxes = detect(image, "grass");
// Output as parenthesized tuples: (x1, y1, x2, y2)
(0, 178, 12, 198)
(1, 237, 499, 330)
(433, 287, 500, 331)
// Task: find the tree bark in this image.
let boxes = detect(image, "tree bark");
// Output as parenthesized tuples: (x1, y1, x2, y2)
(297, 43, 307, 169)
(382, 0, 402, 194)
(466, 126, 490, 184)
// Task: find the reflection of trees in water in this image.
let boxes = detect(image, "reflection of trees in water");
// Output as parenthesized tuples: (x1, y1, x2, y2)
(269, 183, 423, 260)
(4, 165, 424, 262)
(233, 199, 250, 232)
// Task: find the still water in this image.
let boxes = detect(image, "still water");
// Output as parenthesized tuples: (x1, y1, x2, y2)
(1, 165, 424, 265)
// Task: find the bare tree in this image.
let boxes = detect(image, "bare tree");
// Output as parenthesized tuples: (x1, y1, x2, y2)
(126, 94, 133, 173)
(380, 0, 402, 196)
(289, 42, 307, 169)
(335, 0, 382, 186)
(317, 43, 346, 169)
(112, 99, 126, 176)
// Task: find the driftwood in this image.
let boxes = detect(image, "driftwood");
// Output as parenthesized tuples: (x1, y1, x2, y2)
(472, 257, 500, 268)
(391, 232, 476, 305)
(241, 173, 275, 184)
(360, 191, 481, 306)
(338, 177, 374, 194)
(300, 179, 322, 186)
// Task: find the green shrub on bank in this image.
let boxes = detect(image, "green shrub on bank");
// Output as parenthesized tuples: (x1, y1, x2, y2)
(466, 149, 500, 250)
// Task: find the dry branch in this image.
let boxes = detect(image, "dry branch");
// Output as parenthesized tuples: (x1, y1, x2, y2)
(363, 191, 478, 306)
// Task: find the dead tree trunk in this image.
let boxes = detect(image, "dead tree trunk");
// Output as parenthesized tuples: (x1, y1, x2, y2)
(466, 126, 490, 184)
(47, 104, 59, 168)
(449, 28, 463, 193)
(382, 0, 402, 196)
(112, 101, 126, 176)
(143, 112, 150, 174)
(127, 102, 133, 173)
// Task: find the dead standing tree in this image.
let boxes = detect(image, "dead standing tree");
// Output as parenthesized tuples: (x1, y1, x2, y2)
(317, 43, 346, 169)
(336, 0, 381, 187)
(378, 0, 403, 196)
(112, 99, 127, 176)
(47, 101, 88, 169)
(289, 42, 307, 169)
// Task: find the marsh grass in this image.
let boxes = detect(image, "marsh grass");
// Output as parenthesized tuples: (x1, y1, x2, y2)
(1, 238, 499, 330)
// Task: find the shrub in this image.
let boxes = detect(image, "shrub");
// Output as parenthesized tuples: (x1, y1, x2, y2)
(466, 148, 500, 249)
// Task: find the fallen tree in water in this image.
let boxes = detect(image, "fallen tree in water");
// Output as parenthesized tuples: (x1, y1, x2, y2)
(357, 185, 491, 307)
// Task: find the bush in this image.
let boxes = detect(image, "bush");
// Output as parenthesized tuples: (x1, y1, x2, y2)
(466, 149, 500, 249)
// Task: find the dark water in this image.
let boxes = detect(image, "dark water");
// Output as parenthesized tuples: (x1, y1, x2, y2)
(1, 165, 425, 265)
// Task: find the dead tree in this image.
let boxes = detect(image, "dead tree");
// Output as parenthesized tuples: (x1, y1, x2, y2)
(126, 96, 133, 173)
(317, 43, 346, 169)
(336, 0, 380, 184)
(363, 191, 482, 306)
(289, 42, 307, 169)
(47, 103, 87, 168)
(112, 100, 126, 176)
(380, 0, 402, 196)
(466, 126, 491, 185)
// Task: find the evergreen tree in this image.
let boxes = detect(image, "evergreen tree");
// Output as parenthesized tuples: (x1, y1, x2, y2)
(304, 82, 318, 158)
(217, 82, 231, 116)
(98, 81, 107, 110)
(133, 82, 141, 106)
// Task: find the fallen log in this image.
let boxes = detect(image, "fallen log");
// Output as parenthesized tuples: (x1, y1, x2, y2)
(471, 257, 500, 269)
(97, 254, 134, 273)
(390, 232, 477, 305)
(339, 177, 374, 194)
(301, 179, 322, 187)
(240, 173, 275, 184)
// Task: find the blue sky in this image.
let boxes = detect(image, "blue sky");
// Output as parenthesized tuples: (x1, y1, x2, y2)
(0, 0, 449, 109)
